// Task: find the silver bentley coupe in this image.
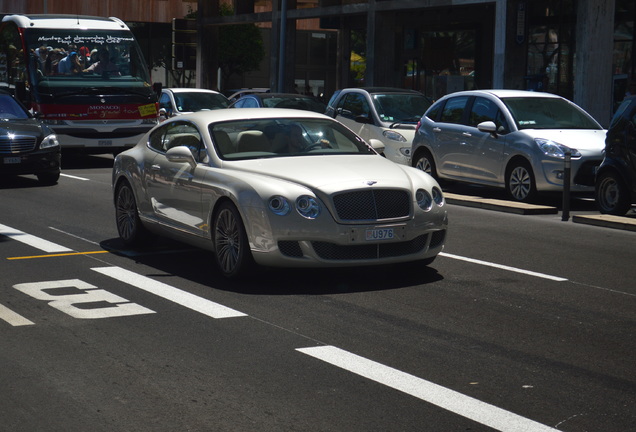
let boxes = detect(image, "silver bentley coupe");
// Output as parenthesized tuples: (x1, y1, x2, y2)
(112, 108, 447, 279)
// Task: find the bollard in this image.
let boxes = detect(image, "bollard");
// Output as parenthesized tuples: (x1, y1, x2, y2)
(562, 151, 571, 221)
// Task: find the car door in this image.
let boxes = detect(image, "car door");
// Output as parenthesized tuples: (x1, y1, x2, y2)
(333, 92, 373, 140)
(143, 121, 208, 235)
(428, 95, 471, 179)
(461, 96, 509, 184)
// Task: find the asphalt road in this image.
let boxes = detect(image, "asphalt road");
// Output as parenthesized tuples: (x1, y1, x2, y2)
(1, 154, 635, 432)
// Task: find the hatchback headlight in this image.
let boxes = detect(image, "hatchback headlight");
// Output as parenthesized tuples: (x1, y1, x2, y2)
(40, 134, 59, 149)
(383, 130, 407, 142)
(296, 195, 321, 219)
(536, 138, 581, 158)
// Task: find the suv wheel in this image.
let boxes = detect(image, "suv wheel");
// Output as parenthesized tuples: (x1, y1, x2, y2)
(596, 171, 631, 215)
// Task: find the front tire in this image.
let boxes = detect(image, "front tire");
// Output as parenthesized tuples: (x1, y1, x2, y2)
(115, 180, 149, 246)
(37, 171, 60, 185)
(596, 171, 631, 215)
(213, 202, 253, 279)
(506, 160, 536, 202)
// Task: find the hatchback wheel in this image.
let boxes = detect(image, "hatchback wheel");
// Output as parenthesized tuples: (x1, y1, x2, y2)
(596, 171, 631, 215)
(115, 180, 148, 246)
(413, 149, 437, 178)
(506, 161, 536, 202)
(213, 202, 253, 279)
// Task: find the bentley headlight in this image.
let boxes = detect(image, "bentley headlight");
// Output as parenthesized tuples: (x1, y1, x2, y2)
(432, 187, 444, 206)
(536, 138, 581, 158)
(383, 130, 407, 142)
(268, 195, 291, 216)
(296, 195, 321, 219)
(416, 188, 433, 211)
(40, 134, 59, 149)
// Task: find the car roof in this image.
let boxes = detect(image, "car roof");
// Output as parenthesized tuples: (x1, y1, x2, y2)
(169, 108, 330, 124)
(338, 87, 424, 95)
(164, 88, 224, 95)
(441, 89, 563, 100)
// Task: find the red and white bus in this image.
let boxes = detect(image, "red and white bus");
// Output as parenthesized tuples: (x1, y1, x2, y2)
(0, 14, 159, 153)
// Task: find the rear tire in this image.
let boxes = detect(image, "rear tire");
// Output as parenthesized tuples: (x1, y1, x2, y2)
(596, 171, 631, 215)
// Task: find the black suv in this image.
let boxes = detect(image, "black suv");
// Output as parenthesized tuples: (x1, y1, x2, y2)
(0, 90, 61, 185)
(595, 95, 636, 215)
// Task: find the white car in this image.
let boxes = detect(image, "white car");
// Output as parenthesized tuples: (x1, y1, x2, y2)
(158, 88, 229, 121)
(411, 90, 606, 202)
(112, 108, 447, 278)
(326, 88, 433, 165)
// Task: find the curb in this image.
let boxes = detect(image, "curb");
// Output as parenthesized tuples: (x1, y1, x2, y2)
(572, 214, 636, 232)
(444, 193, 558, 215)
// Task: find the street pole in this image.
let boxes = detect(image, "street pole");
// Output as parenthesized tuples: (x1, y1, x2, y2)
(277, 0, 288, 93)
(562, 151, 571, 221)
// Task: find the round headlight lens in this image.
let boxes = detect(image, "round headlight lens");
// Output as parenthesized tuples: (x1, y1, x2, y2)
(268, 195, 291, 216)
(416, 188, 433, 211)
(296, 195, 321, 219)
(432, 187, 444, 206)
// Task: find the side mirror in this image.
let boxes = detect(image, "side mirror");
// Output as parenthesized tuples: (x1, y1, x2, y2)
(368, 138, 386, 154)
(355, 114, 374, 125)
(166, 145, 196, 168)
(477, 121, 497, 135)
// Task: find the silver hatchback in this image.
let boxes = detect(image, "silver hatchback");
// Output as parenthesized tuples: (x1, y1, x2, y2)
(410, 90, 606, 201)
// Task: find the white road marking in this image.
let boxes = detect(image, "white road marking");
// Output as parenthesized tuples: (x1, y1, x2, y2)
(92, 266, 247, 319)
(0, 303, 34, 326)
(60, 173, 90, 181)
(0, 223, 73, 253)
(297, 345, 558, 432)
(440, 252, 568, 282)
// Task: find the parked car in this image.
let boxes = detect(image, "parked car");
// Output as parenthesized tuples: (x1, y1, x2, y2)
(595, 95, 636, 215)
(325, 87, 433, 165)
(410, 89, 606, 202)
(228, 92, 327, 113)
(0, 90, 60, 185)
(112, 108, 447, 279)
(159, 88, 229, 121)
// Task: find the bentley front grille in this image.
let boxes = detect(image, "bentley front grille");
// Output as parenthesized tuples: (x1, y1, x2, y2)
(332, 189, 410, 221)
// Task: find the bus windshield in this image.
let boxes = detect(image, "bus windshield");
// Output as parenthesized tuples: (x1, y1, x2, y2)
(24, 28, 152, 95)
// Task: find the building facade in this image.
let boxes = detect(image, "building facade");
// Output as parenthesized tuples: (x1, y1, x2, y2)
(1, 0, 633, 126)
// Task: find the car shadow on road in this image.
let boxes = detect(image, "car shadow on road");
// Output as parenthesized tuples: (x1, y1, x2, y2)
(62, 152, 115, 170)
(101, 237, 444, 295)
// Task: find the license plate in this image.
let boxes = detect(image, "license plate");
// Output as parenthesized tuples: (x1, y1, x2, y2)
(98, 140, 113, 146)
(365, 227, 394, 241)
(4, 157, 21, 164)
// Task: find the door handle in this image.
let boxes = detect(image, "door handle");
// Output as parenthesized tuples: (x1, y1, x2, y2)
(151, 164, 161, 171)
(433, 127, 441, 132)
(462, 132, 472, 137)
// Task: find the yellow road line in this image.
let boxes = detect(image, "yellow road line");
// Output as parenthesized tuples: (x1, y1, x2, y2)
(7, 250, 110, 260)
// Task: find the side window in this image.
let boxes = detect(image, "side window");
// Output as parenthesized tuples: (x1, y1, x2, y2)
(341, 93, 370, 119)
(425, 101, 444, 121)
(159, 93, 171, 110)
(439, 96, 469, 124)
(149, 122, 205, 162)
(469, 97, 498, 126)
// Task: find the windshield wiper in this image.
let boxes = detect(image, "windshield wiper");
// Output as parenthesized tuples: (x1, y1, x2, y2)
(390, 116, 421, 127)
